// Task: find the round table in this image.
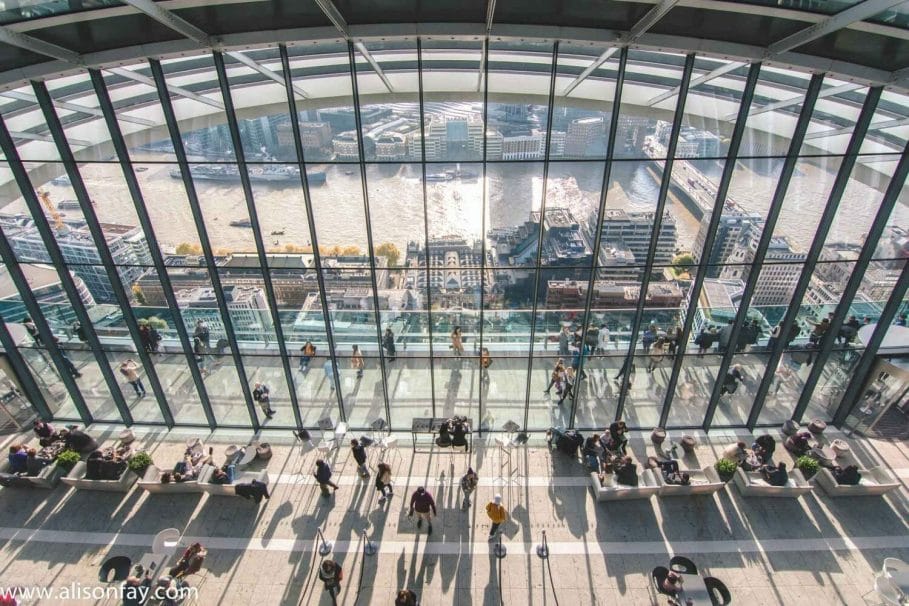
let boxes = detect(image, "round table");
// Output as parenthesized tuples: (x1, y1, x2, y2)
(810, 446, 837, 468)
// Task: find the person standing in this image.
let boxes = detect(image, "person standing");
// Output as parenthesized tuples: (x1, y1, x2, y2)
(119, 359, 146, 397)
(314, 459, 339, 496)
(300, 340, 316, 372)
(721, 364, 746, 396)
(22, 316, 42, 346)
(897, 313, 907, 327)
(252, 382, 275, 418)
(351, 345, 364, 380)
(460, 467, 478, 509)
(485, 494, 507, 541)
(558, 325, 570, 357)
(375, 462, 393, 504)
(395, 589, 418, 606)
(383, 327, 397, 362)
(451, 326, 464, 358)
(647, 339, 666, 373)
(557, 367, 576, 406)
(323, 357, 336, 392)
(408, 486, 437, 535)
(480, 347, 492, 384)
(55, 338, 82, 378)
(193, 320, 210, 352)
(642, 326, 655, 354)
(597, 324, 610, 354)
(718, 319, 734, 353)
(350, 438, 369, 478)
(193, 336, 208, 376)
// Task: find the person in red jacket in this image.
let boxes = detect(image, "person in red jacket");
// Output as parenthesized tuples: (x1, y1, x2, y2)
(408, 486, 437, 535)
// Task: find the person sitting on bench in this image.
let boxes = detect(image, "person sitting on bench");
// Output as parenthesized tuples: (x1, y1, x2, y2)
(451, 419, 469, 451)
(833, 464, 861, 486)
(761, 462, 789, 487)
(613, 456, 638, 487)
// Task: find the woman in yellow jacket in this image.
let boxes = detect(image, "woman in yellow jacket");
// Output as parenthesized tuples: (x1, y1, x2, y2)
(485, 494, 507, 541)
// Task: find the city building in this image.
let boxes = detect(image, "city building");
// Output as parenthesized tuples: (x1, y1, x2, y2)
(545, 278, 683, 309)
(9, 221, 151, 304)
(719, 236, 807, 306)
(0, 264, 94, 324)
(693, 208, 765, 277)
(175, 285, 272, 340)
(597, 209, 677, 274)
(565, 116, 607, 157)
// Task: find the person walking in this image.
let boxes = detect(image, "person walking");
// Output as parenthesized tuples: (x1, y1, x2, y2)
(375, 462, 393, 504)
(383, 328, 397, 362)
(642, 326, 655, 354)
(72, 320, 88, 343)
(314, 459, 339, 496)
(451, 326, 464, 358)
(460, 467, 478, 509)
(55, 338, 82, 378)
(252, 382, 275, 418)
(350, 344, 364, 380)
(350, 438, 369, 479)
(543, 359, 565, 395)
(558, 367, 576, 406)
(408, 486, 437, 535)
(485, 494, 507, 541)
(721, 364, 746, 396)
(318, 560, 343, 601)
(480, 347, 492, 384)
(647, 339, 666, 373)
(323, 356, 336, 392)
(300, 340, 316, 372)
(558, 325, 570, 357)
(119, 359, 146, 397)
(193, 336, 208, 376)
(597, 323, 610, 354)
(395, 589, 418, 606)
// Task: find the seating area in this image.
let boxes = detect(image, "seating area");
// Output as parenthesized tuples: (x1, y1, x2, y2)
(197, 464, 269, 497)
(653, 466, 726, 496)
(732, 467, 813, 498)
(589, 469, 662, 501)
(813, 465, 901, 497)
(62, 459, 138, 493)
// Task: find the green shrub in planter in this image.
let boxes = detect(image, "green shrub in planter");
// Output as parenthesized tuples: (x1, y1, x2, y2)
(796, 455, 820, 479)
(714, 458, 738, 481)
(128, 451, 153, 475)
(56, 449, 81, 471)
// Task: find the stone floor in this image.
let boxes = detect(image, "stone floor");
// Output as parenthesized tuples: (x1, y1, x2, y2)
(0, 424, 907, 605)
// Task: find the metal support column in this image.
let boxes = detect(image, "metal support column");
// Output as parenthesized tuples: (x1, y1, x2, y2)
(615, 53, 696, 422)
(213, 51, 302, 428)
(38, 76, 174, 426)
(704, 74, 825, 429)
(278, 44, 346, 428)
(659, 63, 762, 429)
(569, 47, 628, 427)
(0, 113, 133, 424)
(150, 58, 259, 428)
(478, 38, 490, 436)
(99, 60, 215, 428)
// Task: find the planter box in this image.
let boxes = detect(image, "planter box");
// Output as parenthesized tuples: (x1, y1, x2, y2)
(813, 466, 900, 497)
(61, 461, 138, 493)
(197, 464, 269, 496)
(589, 469, 661, 502)
(655, 466, 726, 496)
(137, 465, 203, 495)
(0, 459, 65, 489)
(733, 467, 812, 498)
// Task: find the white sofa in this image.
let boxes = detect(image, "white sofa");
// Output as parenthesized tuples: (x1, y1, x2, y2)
(62, 460, 138, 492)
(197, 464, 269, 496)
(655, 466, 726, 496)
(137, 465, 203, 494)
(733, 467, 812, 498)
(0, 459, 65, 489)
(589, 469, 661, 501)
(813, 466, 900, 497)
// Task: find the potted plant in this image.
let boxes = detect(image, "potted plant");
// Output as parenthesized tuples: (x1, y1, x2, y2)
(714, 458, 738, 482)
(128, 451, 153, 477)
(795, 455, 820, 480)
(55, 449, 81, 472)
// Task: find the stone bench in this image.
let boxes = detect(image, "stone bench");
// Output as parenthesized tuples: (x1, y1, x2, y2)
(197, 464, 268, 496)
(137, 465, 203, 495)
(733, 467, 812, 498)
(62, 461, 138, 493)
(589, 469, 661, 501)
(0, 459, 65, 489)
(654, 466, 726, 497)
(813, 465, 900, 497)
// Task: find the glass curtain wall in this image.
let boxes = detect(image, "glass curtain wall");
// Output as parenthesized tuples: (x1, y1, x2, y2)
(0, 40, 906, 432)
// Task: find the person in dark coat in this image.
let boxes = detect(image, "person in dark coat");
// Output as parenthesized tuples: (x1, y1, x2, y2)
(833, 465, 861, 485)
(613, 456, 638, 486)
(408, 486, 437, 535)
(314, 459, 339, 496)
(318, 560, 343, 599)
(350, 439, 369, 478)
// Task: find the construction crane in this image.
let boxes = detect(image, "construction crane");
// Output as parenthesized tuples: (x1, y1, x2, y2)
(37, 190, 65, 230)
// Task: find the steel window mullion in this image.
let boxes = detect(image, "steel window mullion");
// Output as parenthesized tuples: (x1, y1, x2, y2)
(0, 112, 133, 424)
(704, 73, 825, 429)
(479, 37, 490, 437)
(347, 40, 391, 424)
(659, 63, 762, 430)
(832, 260, 909, 427)
(149, 58, 260, 429)
(415, 39, 438, 419)
(789, 87, 885, 422)
(278, 44, 344, 430)
(522, 41, 560, 432)
(96, 60, 215, 429)
(748, 86, 882, 428)
(615, 53, 696, 422)
(39, 75, 175, 427)
(213, 51, 301, 428)
(0, 315, 52, 419)
(568, 47, 628, 428)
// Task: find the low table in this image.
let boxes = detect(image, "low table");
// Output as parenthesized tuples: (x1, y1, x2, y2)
(888, 568, 909, 599)
(137, 552, 171, 580)
(810, 446, 837, 468)
(676, 573, 711, 605)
